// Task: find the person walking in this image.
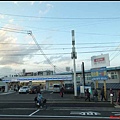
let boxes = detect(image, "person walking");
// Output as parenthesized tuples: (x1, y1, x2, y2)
(93, 88, 98, 102)
(85, 88, 91, 102)
(117, 90, 120, 104)
(109, 88, 114, 104)
(100, 86, 106, 101)
(60, 84, 64, 97)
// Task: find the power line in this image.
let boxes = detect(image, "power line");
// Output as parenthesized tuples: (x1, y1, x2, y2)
(27, 31, 64, 73)
(1, 25, 120, 37)
(0, 45, 118, 51)
(0, 28, 27, 34)
(1, 12, 120, 20)
(0, 42, 120, 45)
(0, 49, 120, 56)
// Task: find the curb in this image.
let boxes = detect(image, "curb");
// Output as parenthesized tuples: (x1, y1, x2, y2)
(114, 102, 120, 108)
(0, 91, 15, 95)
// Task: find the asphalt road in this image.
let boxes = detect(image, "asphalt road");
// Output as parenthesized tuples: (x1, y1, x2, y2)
(0, 91, 119, 120)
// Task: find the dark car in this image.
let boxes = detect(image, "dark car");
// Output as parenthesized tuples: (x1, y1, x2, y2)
(29, 85, 39, 94)
(64, 83, 74, 94)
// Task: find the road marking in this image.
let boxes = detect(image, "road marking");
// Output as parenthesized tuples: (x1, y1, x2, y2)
(70, 111, 101, 116)
(112, 112, 120, 116)
(29, 109, 40, 116)
(50, 92, 53, 94)
(54, 108, 92, 110)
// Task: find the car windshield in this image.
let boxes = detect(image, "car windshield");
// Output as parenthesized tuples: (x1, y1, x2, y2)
(1, 1, 120, 120)
(54, 85, 60, 88)
(65, 84, 73, 87)
(22, 87, 28, 89)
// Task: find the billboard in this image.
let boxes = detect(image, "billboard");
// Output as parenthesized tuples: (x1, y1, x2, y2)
(91, 54, 110, 68)
(91, 67, 108, 81)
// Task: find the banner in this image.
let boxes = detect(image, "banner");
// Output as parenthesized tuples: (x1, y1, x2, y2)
(91, 67, 108, 81)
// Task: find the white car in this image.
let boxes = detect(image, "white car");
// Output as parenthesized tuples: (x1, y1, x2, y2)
(19, 86, 29, 94)
(53, 84, 61, 93)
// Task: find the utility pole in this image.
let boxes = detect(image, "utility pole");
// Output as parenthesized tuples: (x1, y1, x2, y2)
(54, 65, 56, 74)
(71, 30, 77, 97)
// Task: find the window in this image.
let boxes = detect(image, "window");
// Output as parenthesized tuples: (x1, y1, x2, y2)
(108, 71, 118, 79)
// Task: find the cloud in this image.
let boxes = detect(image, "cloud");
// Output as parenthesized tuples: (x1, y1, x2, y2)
(0, 14, 5, 19)
(39, 3, 53, 15)
(12, 1, 20, 6)
(9, 19, 14, 23)
(43, 55, 71, 66)
(0, 67, 14, 77)
(30, 1, 35, 5)
(0, 25, 40, 76)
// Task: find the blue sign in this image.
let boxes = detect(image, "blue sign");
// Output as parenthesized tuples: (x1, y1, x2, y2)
(91, 67, 108, 81)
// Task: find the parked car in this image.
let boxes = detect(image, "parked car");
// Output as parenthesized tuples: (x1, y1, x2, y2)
(53, 84, 61, 93)
(29, 85, 39, 94)
(64, 83, 74, 93)
(19, 86, 29, 94)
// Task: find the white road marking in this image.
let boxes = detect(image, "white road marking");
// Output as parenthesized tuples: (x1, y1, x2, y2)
(112, 112, 120, 116)
(70, 111, 101, 116)
(50, 92, 53, 94)
(29, 109, 40, 116)
(54, 108, 92, 110)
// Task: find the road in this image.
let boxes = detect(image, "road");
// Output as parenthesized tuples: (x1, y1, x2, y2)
(0, 91, 120, 120)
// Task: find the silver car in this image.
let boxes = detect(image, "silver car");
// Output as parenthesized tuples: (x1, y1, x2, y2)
(19, 86, 30, 94)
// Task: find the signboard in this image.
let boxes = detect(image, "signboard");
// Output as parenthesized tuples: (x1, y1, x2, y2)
(91, 67, 108, 81)
(91, 54, 110, 68)
(80, 86, 92, 94)
(80, 86, 85, 93)
(2, 75, 72, 82)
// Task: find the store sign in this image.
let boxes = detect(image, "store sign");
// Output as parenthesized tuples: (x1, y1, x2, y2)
(91, 67, 108, 81)
(91, 54, 110, 68)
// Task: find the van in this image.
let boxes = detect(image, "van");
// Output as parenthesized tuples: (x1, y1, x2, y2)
(29, 85, 39, 94)
(53, 84, 61, 93)
(64, 83, 74, 93)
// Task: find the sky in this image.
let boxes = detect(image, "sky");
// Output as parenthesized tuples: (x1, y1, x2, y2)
(0, 1, 120, 77)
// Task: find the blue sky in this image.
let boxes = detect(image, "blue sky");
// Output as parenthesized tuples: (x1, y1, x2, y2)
(0, 1, 120, 77)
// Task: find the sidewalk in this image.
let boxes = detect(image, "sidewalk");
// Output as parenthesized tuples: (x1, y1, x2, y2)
(0, 90, 15, 95)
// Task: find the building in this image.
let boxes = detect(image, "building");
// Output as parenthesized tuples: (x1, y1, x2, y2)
(2, 66, 120, 93)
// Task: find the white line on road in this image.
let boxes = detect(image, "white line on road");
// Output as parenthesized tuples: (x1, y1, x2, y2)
(54, 108, 92, 110)
(50, 92, 53, 94)
(112, 112, 120, 116)
(29, 109, 40, 116)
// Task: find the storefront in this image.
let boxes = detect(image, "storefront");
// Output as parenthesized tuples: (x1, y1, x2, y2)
(0, 81, 8, 92)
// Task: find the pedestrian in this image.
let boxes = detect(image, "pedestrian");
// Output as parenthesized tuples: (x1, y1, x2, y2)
(100, 86, 106, 101)
(93, 88, 98, 102)
(109, 88, 114, 104)
(36, 86, 40, 93)
(117, 90, 120, 104)
(37, 92, 43, 108)
(109, 88, 114, 97)
(60, 84, 64, 97)
(85, 88, 90, 102)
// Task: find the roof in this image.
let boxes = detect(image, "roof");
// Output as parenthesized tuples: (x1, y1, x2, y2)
(88, 83, 120, 90)
(55, 66, 120, 75)
(98, 83, 120, 90)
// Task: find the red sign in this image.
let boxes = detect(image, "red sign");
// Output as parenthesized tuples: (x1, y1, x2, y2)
(94, 57, 105, 62)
